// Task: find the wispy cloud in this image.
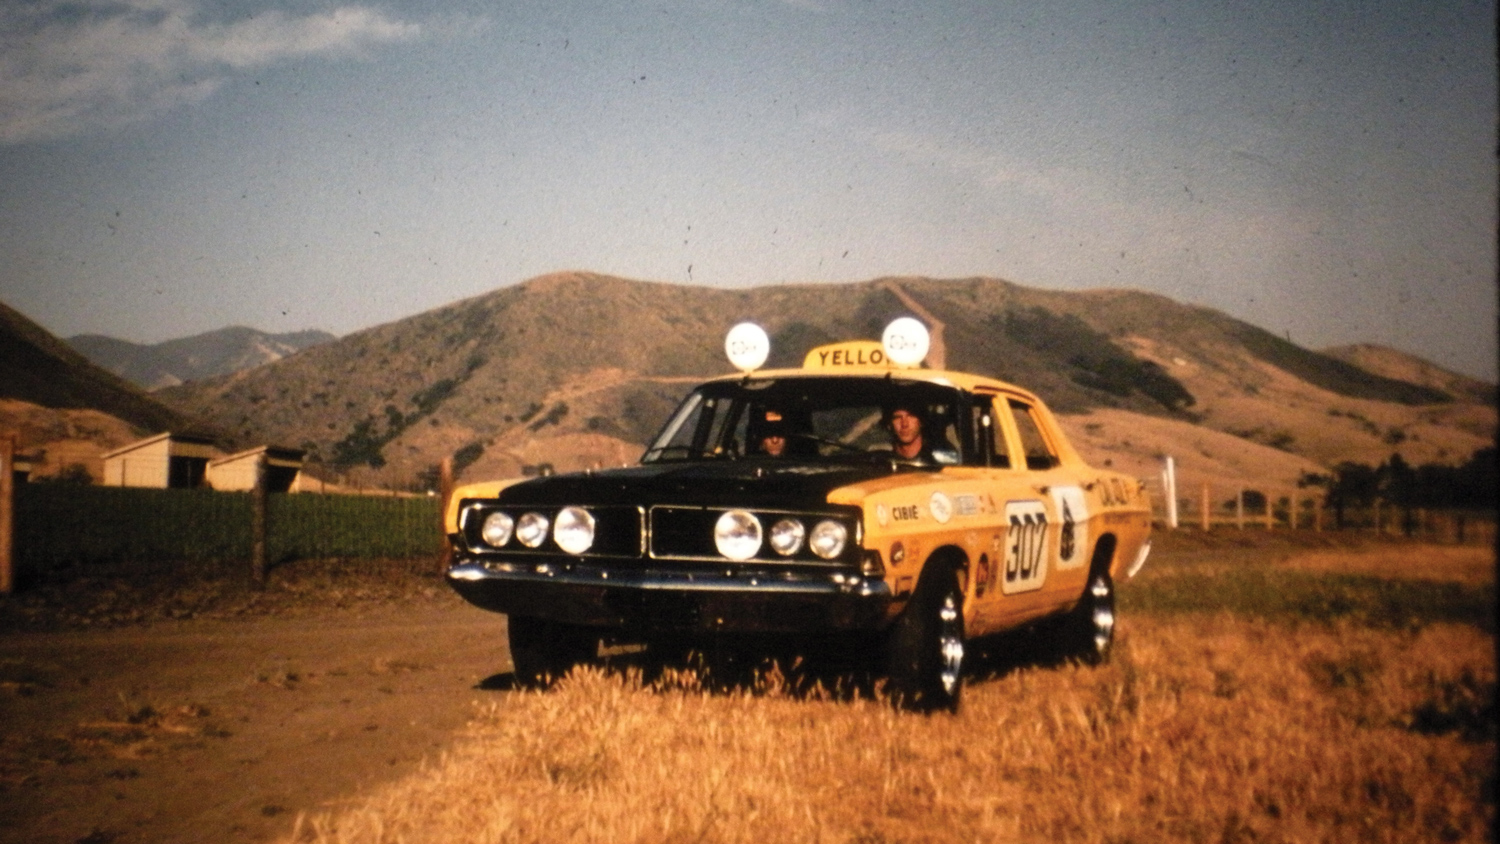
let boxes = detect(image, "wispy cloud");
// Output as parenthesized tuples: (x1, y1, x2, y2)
(810, 110, 1070, 198)
(0, 0, 422, 144)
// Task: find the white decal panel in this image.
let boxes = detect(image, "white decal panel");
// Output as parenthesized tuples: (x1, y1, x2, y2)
(1002, 500, 1048, 594)
(1050, 485, 1090, 570)
(929, 491, 953, 524)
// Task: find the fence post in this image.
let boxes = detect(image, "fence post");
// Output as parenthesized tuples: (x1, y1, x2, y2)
(251, 453, 267, 586)
(1200, 482, 1210, 531)
(0, 434, 13, 595)
(1236, 489, 1244, 530)
(438, 456, 454, 573)
(1314, 496, 1323, 532)
(1162, 456, 1178, 528)
(1264, 494, 1274, 530)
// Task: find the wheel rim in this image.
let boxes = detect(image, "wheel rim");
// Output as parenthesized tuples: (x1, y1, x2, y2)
(937, 591, 964, 695)
(1089, 575, 1115, 655)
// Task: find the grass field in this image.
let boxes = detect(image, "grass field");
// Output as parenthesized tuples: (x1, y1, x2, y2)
(284, 535, 1495, 843)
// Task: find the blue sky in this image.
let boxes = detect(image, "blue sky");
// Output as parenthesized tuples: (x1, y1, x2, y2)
(1, 0, 1495, 380)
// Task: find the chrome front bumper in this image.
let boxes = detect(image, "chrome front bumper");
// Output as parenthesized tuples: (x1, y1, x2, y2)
(446, 558, 894, 634)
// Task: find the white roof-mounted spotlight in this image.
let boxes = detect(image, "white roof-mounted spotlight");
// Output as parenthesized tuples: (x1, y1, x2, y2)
(725, 322, 770, 373)
(881, 317, 930, 369)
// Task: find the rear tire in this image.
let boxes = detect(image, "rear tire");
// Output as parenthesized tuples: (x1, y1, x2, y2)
(883, 561, 965, 712)
(1064, 571, 1115, 665)
(507, 616, 599, 687)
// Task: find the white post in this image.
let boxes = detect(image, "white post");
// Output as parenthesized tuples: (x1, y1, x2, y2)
(1162, 456, 1178, 528)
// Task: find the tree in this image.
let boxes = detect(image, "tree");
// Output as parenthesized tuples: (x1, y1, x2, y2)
(1325, 461, 1379, 529)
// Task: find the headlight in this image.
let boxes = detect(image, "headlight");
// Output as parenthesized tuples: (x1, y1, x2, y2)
(714, 509, 762, 560)
(480, 511, 514, 547)
(768, 518, 805, 556)
(516, 512, 550, 548)
(809, 520, 848, 559)
(553, 506, 595, 555)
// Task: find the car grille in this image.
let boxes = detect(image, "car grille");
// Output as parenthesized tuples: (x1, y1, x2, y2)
(648, 505, 860, 565)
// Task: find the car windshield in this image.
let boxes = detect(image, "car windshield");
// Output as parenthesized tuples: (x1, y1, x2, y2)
(641, 376, 972, 466)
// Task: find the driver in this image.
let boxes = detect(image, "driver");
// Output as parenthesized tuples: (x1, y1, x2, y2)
(757, 409, 788, 456)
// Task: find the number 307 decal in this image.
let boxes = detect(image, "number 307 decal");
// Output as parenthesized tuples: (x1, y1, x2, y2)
(1002, 500, 1048, 594)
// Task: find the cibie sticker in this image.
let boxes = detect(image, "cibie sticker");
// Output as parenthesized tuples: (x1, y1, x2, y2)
(1050, 485, 1090, 570)
(1002, 500, 1048, 595)
(929, 491, 953, 524)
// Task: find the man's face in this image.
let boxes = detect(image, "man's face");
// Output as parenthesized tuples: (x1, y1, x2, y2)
(761, 434, 786, 456)
(889, 408, 922, 447)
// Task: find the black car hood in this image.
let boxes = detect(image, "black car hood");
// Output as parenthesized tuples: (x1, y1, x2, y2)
(487, 459, 924, 510)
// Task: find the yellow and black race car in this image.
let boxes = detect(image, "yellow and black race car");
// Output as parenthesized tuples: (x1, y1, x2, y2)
(445, 319, 1152, 710)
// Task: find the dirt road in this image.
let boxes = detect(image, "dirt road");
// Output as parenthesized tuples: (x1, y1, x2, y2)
(0, 593, 512, 844)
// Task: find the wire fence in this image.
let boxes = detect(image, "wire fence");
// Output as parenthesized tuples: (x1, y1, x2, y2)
(13, 484, 443, 576)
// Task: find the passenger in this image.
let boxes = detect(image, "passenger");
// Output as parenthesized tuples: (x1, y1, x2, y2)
(885, 403, 932, 461)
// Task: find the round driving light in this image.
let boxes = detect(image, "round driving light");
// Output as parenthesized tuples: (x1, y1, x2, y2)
(714, 509, 763, 560)
(516, 512, 550, 548)
(768, 518, 805, 556)
(725, 322, 770, 372)
(553, 506, 596, 555)
(809, 520, 848, 560)
(882, 317, 930, 368)
(481, 511, 515, 547)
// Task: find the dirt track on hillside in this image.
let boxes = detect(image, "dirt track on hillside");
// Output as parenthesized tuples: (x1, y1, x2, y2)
(0, 593, 513, 844)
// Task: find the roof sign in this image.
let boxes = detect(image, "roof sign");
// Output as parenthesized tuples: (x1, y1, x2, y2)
(803, 341, 888, 369)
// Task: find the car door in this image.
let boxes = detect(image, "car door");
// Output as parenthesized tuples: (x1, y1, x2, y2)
(962, 394, 1059, 634)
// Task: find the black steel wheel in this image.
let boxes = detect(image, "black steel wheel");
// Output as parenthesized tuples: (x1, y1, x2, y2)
(883, 561, 965, 712)
(507, 616, 599, 687)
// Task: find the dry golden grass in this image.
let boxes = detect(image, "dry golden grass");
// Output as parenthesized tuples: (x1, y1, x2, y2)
(1276, 545, 1495, 586)
(286, 611, 1493, 843)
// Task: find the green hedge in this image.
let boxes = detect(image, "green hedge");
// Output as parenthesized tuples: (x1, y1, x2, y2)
(15, 485, 442, 571)
(266, 491, 442, 560)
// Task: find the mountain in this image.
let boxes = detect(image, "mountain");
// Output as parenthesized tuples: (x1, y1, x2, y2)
(155, 272, 1496, 495)
(68, 327, 336, 390)
(0, 302, 204, 480)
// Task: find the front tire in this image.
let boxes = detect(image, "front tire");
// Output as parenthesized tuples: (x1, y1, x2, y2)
(507, 616, 599, 687)
(883, 562, 965, 712)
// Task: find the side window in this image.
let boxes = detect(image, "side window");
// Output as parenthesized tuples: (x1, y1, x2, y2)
(703, 397, 741, 455)
(973, 400, 1011, 468)
(1009, 399, 1059, 470)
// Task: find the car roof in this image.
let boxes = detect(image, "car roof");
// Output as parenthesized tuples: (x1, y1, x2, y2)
(697, 364, 1046, 405)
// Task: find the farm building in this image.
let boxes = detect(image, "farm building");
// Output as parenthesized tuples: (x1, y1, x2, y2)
(101, 432, 219, 489)
(206, 445, 306, 493)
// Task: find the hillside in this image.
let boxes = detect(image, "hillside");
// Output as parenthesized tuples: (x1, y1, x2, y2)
(155, 272, 1495, 495)
(0, 302, 204, 480)
(69, 327, 336, 390)
(1322, 343, 1495, 406)
(0, 302, 190, 434)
